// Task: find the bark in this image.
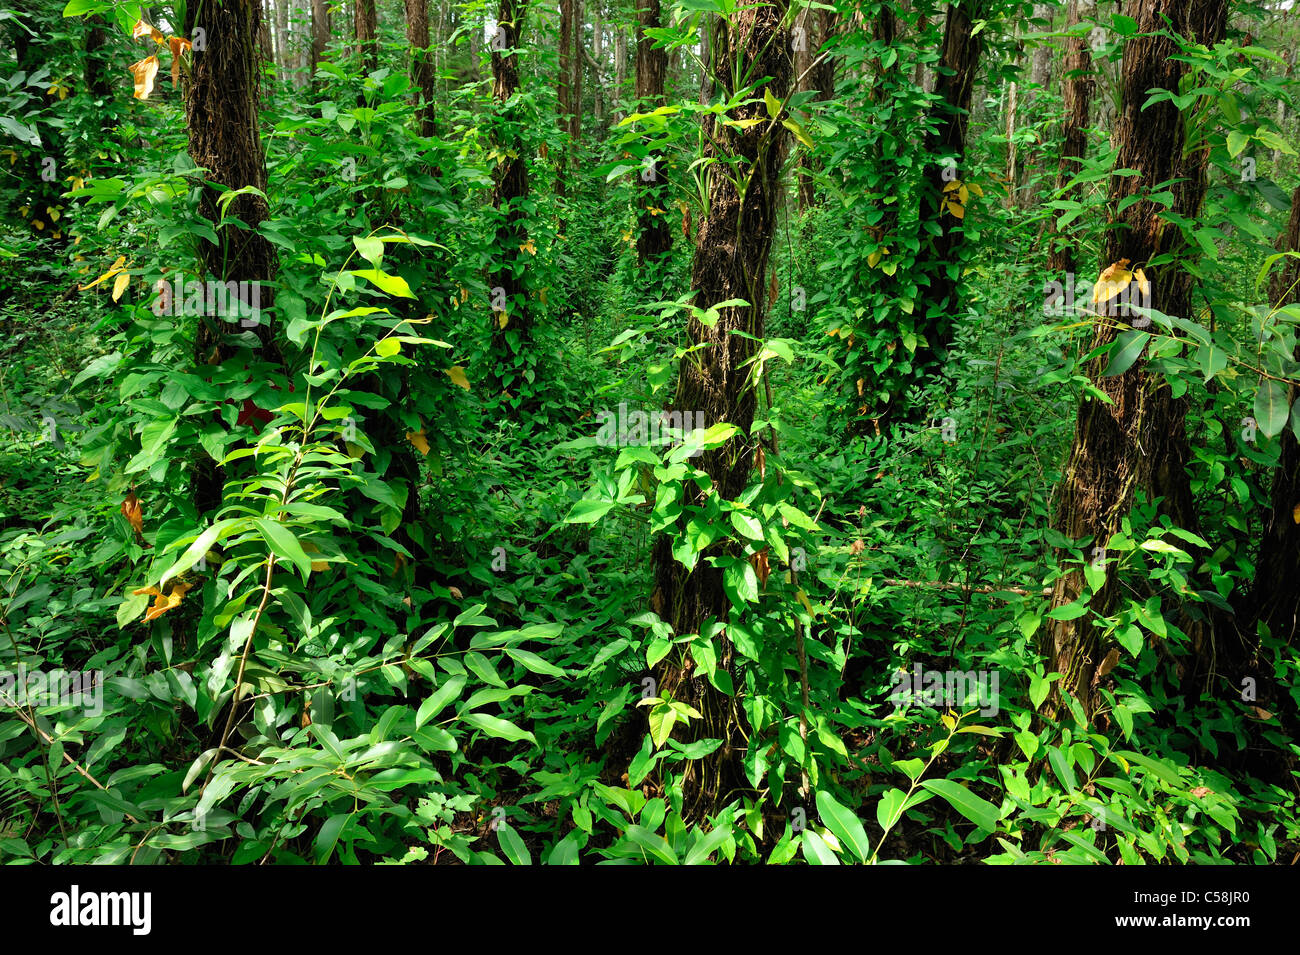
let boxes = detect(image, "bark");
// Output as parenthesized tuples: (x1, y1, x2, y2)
(914, 2, 985, 392)
(1044, 0, 1229, 716)
(405, 0, 437, 135)
(83, 16, 113, 112)
(183, 0, 280, 514)
(649, 0, 792, 821)
(794, 5, 838, 210)
(634, 0, 671, 264)
(613, 24, 627, 121)
(1047, 0, 1096, 276)
(488, 0, 533, 383)
(1250, 188, 1300, 648)
(311, 0, 330, 75)
(355, 0, 378, 74)
(275, 0, 290, 82)
(559, 0, 575, 163)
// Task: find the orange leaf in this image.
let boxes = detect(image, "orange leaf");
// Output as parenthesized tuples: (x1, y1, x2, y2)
(129, 56, 159, 100)
(406, 429, 431, 455)
(120, 491, 144, 535)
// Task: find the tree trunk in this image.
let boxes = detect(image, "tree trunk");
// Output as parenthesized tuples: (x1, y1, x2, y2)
(1044, 0, 1229, 716)
(1047, 0, 1096, 276)
(634, 0, 671, 265)
(649, 0, 792, 821)
(913, 1, 985, 399)
(183, 0, 280, 514)
(275, 0, 290, 82)
(488, 0, 533, 393)
(405, 0, 437, 135)
(613, 24, 627, 121)
(355, 0, 378, 75)
(311, 0, 330, 76)
(794, 5, 838, 210)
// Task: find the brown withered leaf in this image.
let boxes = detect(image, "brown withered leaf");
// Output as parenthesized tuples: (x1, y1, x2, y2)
(121, 490, 144, 536)
(751, 548, 771, 589)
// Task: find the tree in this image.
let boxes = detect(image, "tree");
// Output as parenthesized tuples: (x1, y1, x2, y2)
(488, 0, 535, 391)
(355, 0, 378, 75)
(649, 0, 792, 820)
(311, 0, 331, 77)
(915, 0, 987, 371)
(1044, 0, 1229, 714)
(181, 0, 282, 514)
(634, 0, 671, 265)
(405, 0, 438, 136)
(1047, 0, 1096, 276)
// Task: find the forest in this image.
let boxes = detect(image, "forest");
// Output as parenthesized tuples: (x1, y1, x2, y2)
(0, 0, 1297, 869)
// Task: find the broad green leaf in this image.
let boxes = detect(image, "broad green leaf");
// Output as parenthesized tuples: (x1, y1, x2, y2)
(920, 778, 1001, 833)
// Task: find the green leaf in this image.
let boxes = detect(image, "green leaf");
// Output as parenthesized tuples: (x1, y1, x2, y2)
(375, 337, 402, 358)
(254, 519, 312, 579)
(565, 499, 615, 524)
(352, 236, 384, 267)
(875, 787, 909, 834)
(920, 778, 1001, 833)
(815, 790, 872, 862)
(496, 823, 532, 864)
(800, 829, 841, 865)
(1102, 330, 1149, 377)
(351, 268, 415, 298)
(1253, 379, 1290, 438)
(159, 520, 236, 587)
(506, 647, 567, 678)
(415, 674, 465, 728)
(461, 712, 536, 745)
(623, 825, 678, 864)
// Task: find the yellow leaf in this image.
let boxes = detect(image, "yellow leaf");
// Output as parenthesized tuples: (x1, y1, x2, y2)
(1293, 503, 1300, 525)
(445, 366, 471, 391)
(111, 270, 130, 302)
(795, 588, 815, 617)
(519, 238, 536, 255)
(1092, 259, 1134, 305)
(80, 255, 127, 291)
(496, 311, 509, 329)
(1133, 268, 1151, 300)
(129, 56, 159, 100)
(406, 429, 431, 455)
(345, 441, 365, 459)
(967, 182, 984, 198)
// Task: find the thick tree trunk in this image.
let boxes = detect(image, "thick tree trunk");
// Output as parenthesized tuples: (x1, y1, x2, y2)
(1250, 189, 1300, 648)
(912, 1, 985, 402)
(634, 0, 671, 265)
(488, 0, 533, 390)
(794, 6, 838, 210)
(1047, 0, 1096, 276)
(355, 0, 378, 74)
(405, 0, 437, 135)
(311, 0, 330, 75)
(1044, 0, 1229, 716)
(183, 0, 280, 514)
(649, 0, 792, 821)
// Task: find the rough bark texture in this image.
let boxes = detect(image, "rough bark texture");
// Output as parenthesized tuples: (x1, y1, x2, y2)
(1047, 0, 1096, 275)
(355, 0, 378, 74)
(648, 0, 792, 821)
(1045, 0, 1229, 715)
(634, 0, 672, 264)
(1250, 189, 1300, 648)
(183, 0, 280, 514)
(794, 6, 838, 210)
(914, 1, 985, 392)
(488, 0, 533, 372)
(311, 0, 330, 74)
(405, 0, 437, 135)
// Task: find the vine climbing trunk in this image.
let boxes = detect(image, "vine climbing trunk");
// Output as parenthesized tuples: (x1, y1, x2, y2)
(1044, 0, 1229, 717)
(182, 0, 281, 516)
(914, 0, 985, 390)
(634, 0, 672, 266)
(649, 0, 792, 822)
(487, 0, 533, 404)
